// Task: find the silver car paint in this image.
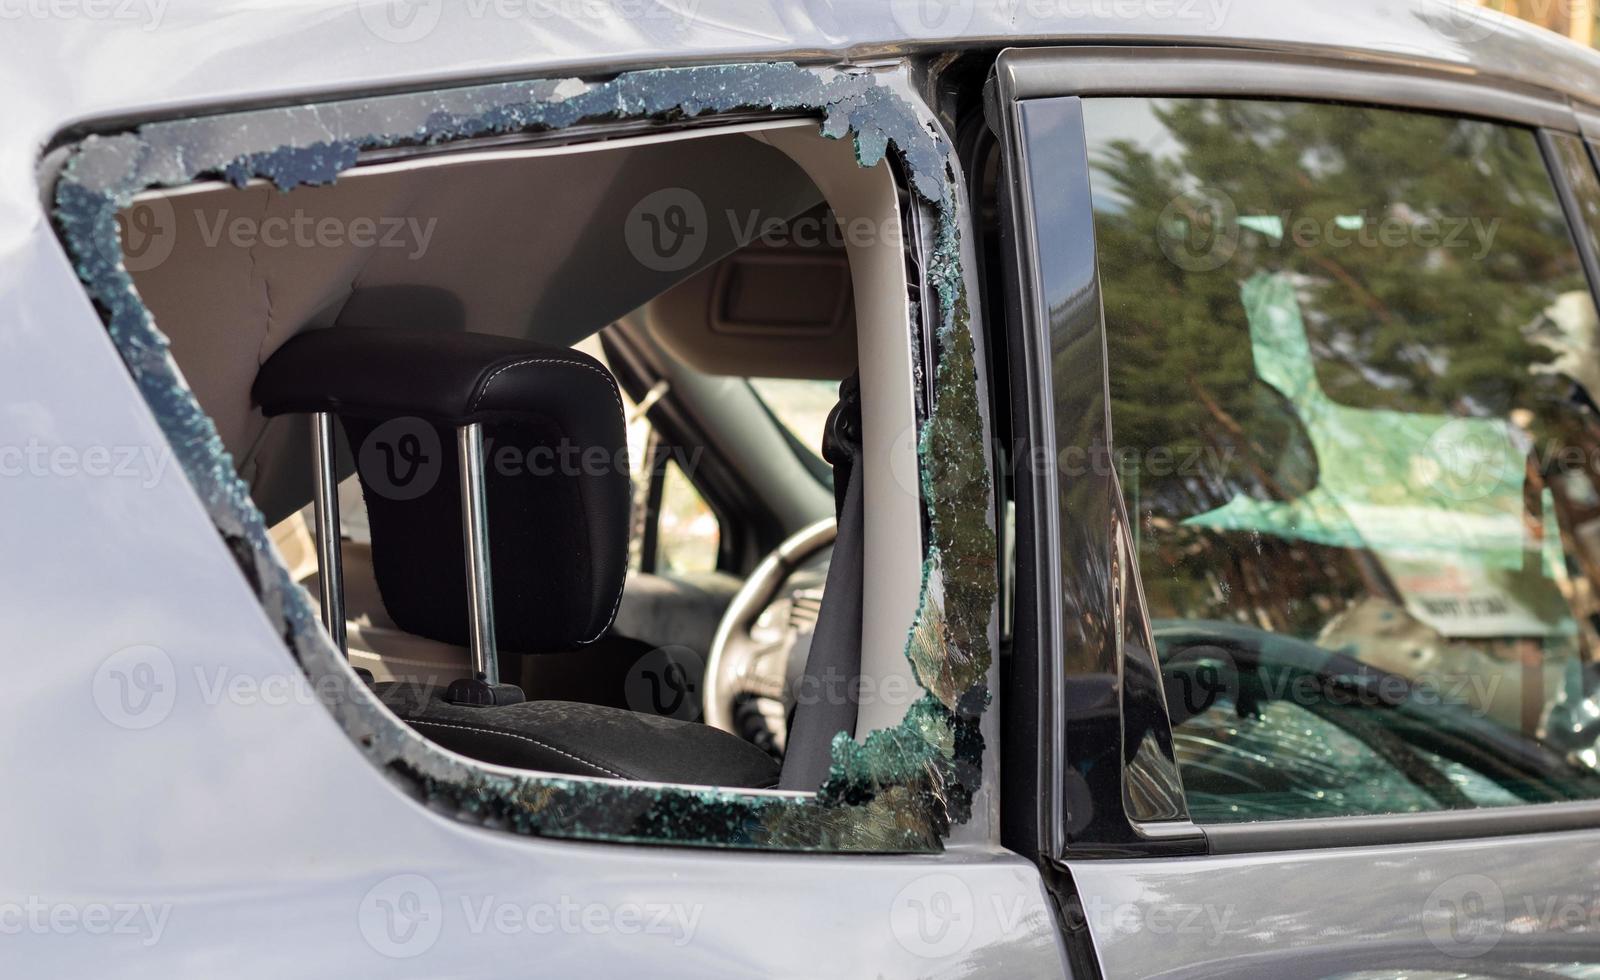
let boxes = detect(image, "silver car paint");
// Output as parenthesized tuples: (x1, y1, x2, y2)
(1, 208, 1064, 980)
(4, 1, 1598, 976)
(1071, 832, 1600, 977)
(5, 3, 1060, 977)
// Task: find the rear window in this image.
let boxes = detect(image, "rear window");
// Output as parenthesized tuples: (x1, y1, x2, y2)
(1086, 97, 1600, 822)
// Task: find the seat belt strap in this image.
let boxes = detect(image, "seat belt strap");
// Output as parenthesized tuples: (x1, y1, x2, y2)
(778, 377, 866, 790)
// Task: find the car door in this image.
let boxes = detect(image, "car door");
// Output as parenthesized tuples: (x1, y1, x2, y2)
(990, 46, 1600, 978)
(13, 40, 1069, 977)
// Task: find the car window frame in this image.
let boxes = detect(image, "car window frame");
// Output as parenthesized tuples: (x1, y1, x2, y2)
(53, 67, 999, 854)
(989, 44, 1600, 860)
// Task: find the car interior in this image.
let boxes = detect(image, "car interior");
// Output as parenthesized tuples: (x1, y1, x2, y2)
(121, 117, 927, 792)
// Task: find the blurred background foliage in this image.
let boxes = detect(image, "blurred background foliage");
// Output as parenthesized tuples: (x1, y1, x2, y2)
(1480, 0, 1597, 47)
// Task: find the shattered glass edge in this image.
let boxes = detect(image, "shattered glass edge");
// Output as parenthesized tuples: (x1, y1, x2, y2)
(51, 61, 996, 852)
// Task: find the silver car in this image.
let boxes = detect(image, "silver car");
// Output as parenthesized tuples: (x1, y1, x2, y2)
(8, 0, 1600, 976)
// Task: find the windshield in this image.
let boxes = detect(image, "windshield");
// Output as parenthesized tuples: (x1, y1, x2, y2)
(748, 377, 839, 474)
(1087, 97, 1600, 822)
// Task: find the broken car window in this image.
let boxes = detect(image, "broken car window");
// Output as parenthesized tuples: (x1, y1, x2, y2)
(55, 63, 994, 851)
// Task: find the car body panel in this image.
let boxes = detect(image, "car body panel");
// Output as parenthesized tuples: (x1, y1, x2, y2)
(1069, 831, 1600, 977)
(7, 2, 1600, 976)
(0, 207, 1065, 976)
(5, 1, 1600, 153)
(6, 7, 1055, 976)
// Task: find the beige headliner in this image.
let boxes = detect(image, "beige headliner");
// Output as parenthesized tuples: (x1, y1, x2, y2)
(129, 120, 829, 521)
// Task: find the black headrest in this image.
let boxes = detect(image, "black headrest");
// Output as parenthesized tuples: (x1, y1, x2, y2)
(253, 327, 629, 653)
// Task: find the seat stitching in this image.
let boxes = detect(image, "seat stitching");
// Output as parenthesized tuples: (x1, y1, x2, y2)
(471, 356, 624, 416)
(408, 719, 628, 779)
(468, 355, 629, 645)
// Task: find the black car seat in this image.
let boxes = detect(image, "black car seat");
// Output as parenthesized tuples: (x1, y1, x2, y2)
(253, 327, 779, 788)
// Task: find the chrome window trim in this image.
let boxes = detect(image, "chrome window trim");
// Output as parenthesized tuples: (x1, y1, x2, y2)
(1207, 800, 1600, 854)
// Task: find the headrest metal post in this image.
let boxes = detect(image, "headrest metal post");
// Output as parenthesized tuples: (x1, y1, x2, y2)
(458, 423, 499, 685)
(310, 411, 347, 655)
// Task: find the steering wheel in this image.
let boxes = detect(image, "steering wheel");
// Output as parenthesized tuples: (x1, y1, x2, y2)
(703, 517, 836, 751)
